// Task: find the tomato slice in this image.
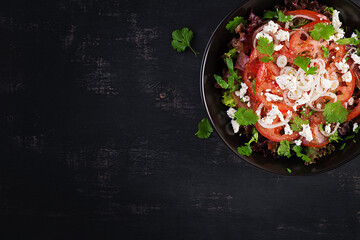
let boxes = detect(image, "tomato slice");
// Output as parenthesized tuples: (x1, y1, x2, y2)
(255, 62, 293, 112)
(347, 104, 360, 121)
(255, 123, 299, 142)
(285, 10, 329, 22)
(301, 123, 329, 147)
(289, 20, 329, 59)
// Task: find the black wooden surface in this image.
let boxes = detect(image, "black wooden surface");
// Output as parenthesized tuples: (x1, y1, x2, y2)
(0, 0, 360, 239)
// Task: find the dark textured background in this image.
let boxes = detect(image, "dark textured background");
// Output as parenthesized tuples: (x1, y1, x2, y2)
(0, 0, 359, 239)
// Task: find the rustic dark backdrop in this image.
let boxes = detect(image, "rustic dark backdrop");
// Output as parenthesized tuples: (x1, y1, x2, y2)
(0, 0, 359, 239)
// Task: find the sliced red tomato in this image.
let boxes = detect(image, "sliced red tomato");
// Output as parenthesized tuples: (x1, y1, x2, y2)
(347, 104, 360, 121)
(301, 123, 329, 147)
(255, 123, 299, 142)
(285, 10, 329, 22)
(335, 70, 356, 104)
(256, 62, 292, 112)
(289, 20, 329, 59)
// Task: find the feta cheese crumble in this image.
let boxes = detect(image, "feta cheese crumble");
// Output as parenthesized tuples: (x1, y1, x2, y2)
(335, 58, 349, 74)
(299, 124, 313, 142)
(348, 97, 354, 106)
(353, 123, 359, 132)
(325, 124, 332, 134)
(262, 105, 284, 125)
(275, 30, 290, 42)
(274, 44, 283, 51)
(263, 20, 280, 34)
(294, 139, 302, 146)
(284, 124, 293, 135)
(231, 120, 240, 133)
(227, 107, 236, 119)
(342, 71, 352, 82)
(255, 32, 273, 42)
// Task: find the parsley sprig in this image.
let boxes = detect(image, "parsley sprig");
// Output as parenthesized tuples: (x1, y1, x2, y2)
(322, 46, 329, 58)
(195, 118, 213, 139)
(234, 107, 259, 126)
(292, 145, 311, 162)
(294, 55, 318, 75)
(278, 140, 291, 158)
(290, 116, 309, 132)
(257, 37, 275, 63)
(237, 129, 258, 156)
(171, 28, 199, 56)
(226, 17, 247, 33)
(263, 9, 293, 22)
(310, 23, 335, 41)
(323, 101, 348, 123)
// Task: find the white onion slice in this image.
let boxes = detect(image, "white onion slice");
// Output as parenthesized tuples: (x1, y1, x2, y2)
(319, 123, 340, 137)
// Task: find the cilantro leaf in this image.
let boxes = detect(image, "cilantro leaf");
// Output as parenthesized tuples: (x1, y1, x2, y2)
(226, 17, 247, 33)
(234, 107, 259, 126)
(195, 118, 213, 139)
(340, 143, 346, 150)
(336, 37, 360, 45)
(290, 116, 309, 132)
(225, 57, 241, 91)
(310, 23, 335, 41)
(257, 37, 275, 62)
(277, 9, 293, 22)
(224, 48, 238, 58)
(323, 100, 348, 123)
(263, 9, 293, 22)
(286, 168, 292, 173)
(322, 46, 329, 58)
(325, 6, 334, 15)
(294, 55, 318, 75)
(277, 140, 291, 158)
(292, 145, 311, 162)
(222, 91, 236, 107)
(237, 128, 258, 157)
(237, 145, 252, 156)
(329, 130, 342, 143)
(263, 11, 277, 19)
(171, 28, 199, 56)
(214, 74, 229, 89)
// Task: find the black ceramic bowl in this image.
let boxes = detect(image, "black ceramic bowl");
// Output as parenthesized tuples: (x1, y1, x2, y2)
(201, 0, 360, 175)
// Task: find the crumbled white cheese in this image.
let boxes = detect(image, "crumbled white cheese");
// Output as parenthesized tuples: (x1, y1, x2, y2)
(256, 31, 273, 42)
(263, 20, 280, 34)
(231, 119, 240, 133)
(274, 44, 283, 51)
(329, 10, 345, 41)
(275, 29, 290, 42)
(348, 97, 354, 106)
(266, 89, 271, 92)
(243, 96, 250, 102)
(294, 139, 302, 146)
(227, 107, 236, 119)
(335, 46, 340, 51)
(238, 83, 248, 99)
(353, 122, 359, 132)
(284, 124, 293, 135)
(276, 55, 287, 68)
(275, 73, 296, 92)
(265, 93, 283, 102)
(325, 124, 332, 134)
(262, 105, 284, 125)
(316, 103, 322, 109)
(342, 71, 352, 82)
(332, 10, 342, 30)
(351, 32, 358, 39)
(299, 124, 313, 142)
(332, 56, 335, 60)
(351, 53, 360, 65)
(247, 102, 251, 108)
(335, 58, 349, 73)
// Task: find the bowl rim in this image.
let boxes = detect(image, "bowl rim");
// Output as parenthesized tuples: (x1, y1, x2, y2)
(199, 0, 360, 176)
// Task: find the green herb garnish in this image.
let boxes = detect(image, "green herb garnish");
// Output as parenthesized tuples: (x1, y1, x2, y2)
(263, 9, 293, 22)
(195, 118, 213, 139)
(234, 107, 259, 126)
(222, 91, 236, 107)
(322, 46, 329, 58)
(171, 28, 199, 56)
(294, 55, 318, 75)
(257, 37, 275, 63)
(290, 116, 309, 132)
(323, 101, 348, 123)
(278, 140, 291, 158)
(310, 23, 335, 41)
(226, 17, 247, 33)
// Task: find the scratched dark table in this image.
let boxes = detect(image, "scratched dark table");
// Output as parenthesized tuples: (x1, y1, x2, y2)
(0, 0, 360, 239)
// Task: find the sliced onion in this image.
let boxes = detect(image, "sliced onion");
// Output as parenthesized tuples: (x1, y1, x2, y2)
(292, 14, 318, 21)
